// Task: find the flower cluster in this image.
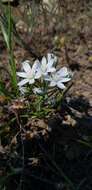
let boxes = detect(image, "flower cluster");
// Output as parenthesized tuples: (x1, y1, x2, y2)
(17, 53, 72, 95)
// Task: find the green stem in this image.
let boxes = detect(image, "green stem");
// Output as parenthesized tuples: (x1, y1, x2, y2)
(7, 4, 17, 94)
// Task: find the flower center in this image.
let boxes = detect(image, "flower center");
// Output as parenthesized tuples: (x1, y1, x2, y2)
(27, 71, 34, 79)
(53, 74, 60, 82)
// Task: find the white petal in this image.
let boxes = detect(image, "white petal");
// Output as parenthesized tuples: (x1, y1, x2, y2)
(31, 60, 40, 73)
(47, 53, 57, 62)
(57, 82, 66, 89)
(41, 57, 47, 72)
(17, 72, 27, 78)
(41, 56, 47, 65)
(60, 77, 71, 83)
(47, 59, 54, 67)
(47, 67, 56, 73)
(34, 59, 40, 65)
(47, 53, 52, 62)
(29, 79, 35, 84)
(57, 67, 68, 77)
(18, 79, 29, 87)
(49, 81, 56, 87)
(22, 61, 31, 73)
(35, 70, 41, 79)
(47, 53, 57, 67)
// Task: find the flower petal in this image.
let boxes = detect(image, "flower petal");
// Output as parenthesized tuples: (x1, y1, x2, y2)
(47, 67, 56, 73)
(31, 60, 40, 73)
(49, 81, 56, 87)
(22, 61, 31, 72)
(57, 67, 68, 77)
(57, 82, 66, 89)
(17, 72, 27, 78)
(60, 77, 71, 83)
(41, 56, 47, 72)
(47, 53, 57, 67)
(29, 79, 35, 84)
(47, 53, 53, 62)
(18, 79, 29, 87)
(35, 70, 41, 79)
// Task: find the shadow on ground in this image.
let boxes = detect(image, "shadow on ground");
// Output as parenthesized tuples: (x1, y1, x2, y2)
(0, 96, 91, 190)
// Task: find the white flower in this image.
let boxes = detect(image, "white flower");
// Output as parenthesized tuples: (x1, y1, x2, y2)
(33, 87, 44, 95)
(45, 67, 71, 89)
(17, 60, 40, 87)
(38, 53, 56, 76)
